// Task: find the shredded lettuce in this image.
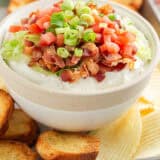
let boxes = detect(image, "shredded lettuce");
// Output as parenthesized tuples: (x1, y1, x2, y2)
(1, 31, 27, 62)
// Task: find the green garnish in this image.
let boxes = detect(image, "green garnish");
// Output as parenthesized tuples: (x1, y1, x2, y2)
(55, 27, 69, 34)
(51, 12, 65, 27)
(108, 13, 117, 21)
(64, 29, 79, 46)
(25, 34, 40, 44)
(74, 48, 83, 57)
(57, 47, 70, 58)
(64, 10, 74, 21)
(46, 25, 55, 33)
(69, 16, 80, 28)
(61, 0, 74, 11)
(80, 14, 95, 26)
(77, 6, 91, 15)
(83, 30, 96, 42)
(1, 31, 27, 62)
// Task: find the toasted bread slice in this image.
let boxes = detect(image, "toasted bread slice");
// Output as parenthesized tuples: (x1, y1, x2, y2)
(111, 0, 143, 10)
(0, 90, 14, 136)
(36, 130, 100, 160)
(0, 109, 39, 145)
(8, 0, 36, 13)
(0, 140, 37, 160)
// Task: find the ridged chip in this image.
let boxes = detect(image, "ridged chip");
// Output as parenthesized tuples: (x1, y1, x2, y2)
(94, 106, 142, 160)
(137, 110, 160, 159)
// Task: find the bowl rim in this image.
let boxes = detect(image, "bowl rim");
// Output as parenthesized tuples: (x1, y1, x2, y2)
(0, 0, 159, 96)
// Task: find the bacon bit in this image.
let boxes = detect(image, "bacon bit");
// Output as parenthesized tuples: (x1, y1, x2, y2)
(98, 4, 114, 15)
(94, 72, 105, 82)
(24, 46, 34, 56)
(24, 40, 34, 47)
(65, 46, 75, 52)
(72, 70, 81, 82)
(32, 48, 43, 62)
(85, 59, 99, 76)
(61, 70, 73, 82)
(102, 53, 122, 67)
(80, 64, 90, 78)
(82, 43, 99, 57)
(42, 46, 65, 68)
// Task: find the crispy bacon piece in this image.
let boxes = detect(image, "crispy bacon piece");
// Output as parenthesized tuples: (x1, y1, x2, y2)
(61, 70, 73, 82)
(82, 43, 99, 58)
(66, 56, 81, 67)
(98, 4, 114, 15)
(85, 59, 99, 76)
(31, 48, 43, 62)
(42, 46, 65, 68)
(94, 72, 106, 82)
(102, 53, 122, 67)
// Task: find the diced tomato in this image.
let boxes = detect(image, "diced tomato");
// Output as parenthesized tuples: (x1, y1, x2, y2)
(9, 25, 22, 33)
(95, 33, 102, 43)
(28, 24, 43, 34)
(39, 32, 56, 46)
(100, 42, 120, 54)
(36, 15, 50, 29)
(118, 32, 136, 44)
(56, 34, 64, 47)
(38, 7, 59, 18)
(92, 24, 102, 33)
(120, 45, 136, 59)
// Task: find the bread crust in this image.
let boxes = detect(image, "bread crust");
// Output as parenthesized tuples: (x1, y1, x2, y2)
(0, 109, 39, 145)
(36, 130, 100, 160)
(8, 0, 36, 13)
(0, 140, 37, 160)
(0, 90, 14, 136)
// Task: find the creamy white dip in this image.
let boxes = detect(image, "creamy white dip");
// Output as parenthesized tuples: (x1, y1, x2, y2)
(6, 17, 151, 93)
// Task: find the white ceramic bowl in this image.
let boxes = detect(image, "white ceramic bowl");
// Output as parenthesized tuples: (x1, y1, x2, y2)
(0, 0, 159, 131)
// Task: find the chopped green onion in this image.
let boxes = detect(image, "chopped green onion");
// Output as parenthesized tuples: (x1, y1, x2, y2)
(25, 34, 40, 44)
(64, 10, 74, 21)
(80, 14, 95, 26)
(55, 27, 69, 34)
(77, 6, 91, 15)
(61, 0, 74, 10)
(57, 47, 70, 58)
(83, 30, 96, 42)
(108, 14, 117, 21)
(46, 26, 55, 33)
(64, 29, 79, 46)
(74, 48, 83, 57)
(51, 12, 65, 27)
(69, 16, 80, 27)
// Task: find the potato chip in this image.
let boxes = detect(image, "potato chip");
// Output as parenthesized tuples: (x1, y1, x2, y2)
(94, 106, 142, 160)
(138, 97, 155, 117)
(137, 110, 160, 159)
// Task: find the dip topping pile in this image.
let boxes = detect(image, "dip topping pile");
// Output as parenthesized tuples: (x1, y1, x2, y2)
(2, 0, 141, 83)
